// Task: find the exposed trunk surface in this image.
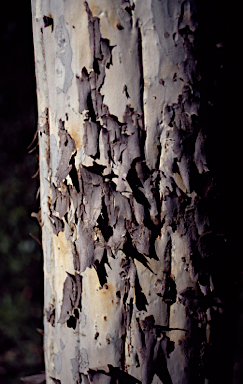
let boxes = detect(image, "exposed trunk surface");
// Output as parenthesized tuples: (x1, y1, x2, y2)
(31, 1, 235, 383)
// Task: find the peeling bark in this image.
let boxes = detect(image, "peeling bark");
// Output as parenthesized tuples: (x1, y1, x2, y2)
(32, 1, 234, 383)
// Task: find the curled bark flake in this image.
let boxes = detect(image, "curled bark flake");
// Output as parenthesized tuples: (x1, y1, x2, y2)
(49, 214, 64, 236)
(129, 224, 151, 256)
(97, 92, 109, 118)
(103, 185, 116, 227)
(79, 164, 103, 187)
(96, 39, 113, 91)
(97, 196, 113, 241)
(83, 120, 100, 158)
(54, 183, 70, 219)
(93, 249, 108, 286)
(173, 172, 187, 194)
(108, 220, 126, 254)
(143, 176, 159, 225)
(155, 229, 172, 272)
(92, 18, 102, 62)
(117, 192, 132, 222)
(85, 183, 103, 224)
(98, 127, 111, 166)
(119, 256, 147, 331)
(87, 70, 98, 119)
(115, 108, 142, 193)
(75, 209, 106, 275)
(121, 252, 148, 313)
(76, 67, 91, 114)
(194, 130, 209, 174)
(123, 106, 137, 135)
(177, 154, 191, 193)
(173, 103, 192, 133)
(106, 192, 132, 252)
(101, 38, 113, 69)
(102, 115, 121, 144)
(58, 272, 82, 325)
(46, 304, 56, 327)
(69, 185, 83, 218)
(78, 165, 103, 225)
(154, 274, 177, 304)
(161, 195, 175, 227)
(51, 182, 58, 205)
(134, 315, 173, 384)
(56, 123, 76, 183)
(76, 223, 95, 272)
(84, 2, 102, 67)
(131, 196, 145, 225)
(84, 1, 114, 123)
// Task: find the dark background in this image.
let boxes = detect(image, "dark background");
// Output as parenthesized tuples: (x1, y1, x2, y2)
(0, 1, 43, 383)
(0, 1, 242, 383)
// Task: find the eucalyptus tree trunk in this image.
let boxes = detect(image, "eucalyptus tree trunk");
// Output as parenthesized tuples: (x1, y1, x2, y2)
(31, 1, 234, 383)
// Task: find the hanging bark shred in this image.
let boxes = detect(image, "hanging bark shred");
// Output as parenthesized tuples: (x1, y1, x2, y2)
(20, 373, 46, 384)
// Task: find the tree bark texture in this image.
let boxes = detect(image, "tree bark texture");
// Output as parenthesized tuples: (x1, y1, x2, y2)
(31, 1, 235, 383)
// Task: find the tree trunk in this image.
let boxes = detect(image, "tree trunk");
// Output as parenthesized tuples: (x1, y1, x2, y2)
(31, 1, 236, 383)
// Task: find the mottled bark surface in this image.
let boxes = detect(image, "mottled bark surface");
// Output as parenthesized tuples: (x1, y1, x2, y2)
(31, 1, 237, 383)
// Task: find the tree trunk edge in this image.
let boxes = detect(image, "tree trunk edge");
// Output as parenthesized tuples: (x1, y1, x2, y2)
(31, 1, 241, 383)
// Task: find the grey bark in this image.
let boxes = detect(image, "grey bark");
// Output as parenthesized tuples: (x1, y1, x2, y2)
(31, 1, 235, 383)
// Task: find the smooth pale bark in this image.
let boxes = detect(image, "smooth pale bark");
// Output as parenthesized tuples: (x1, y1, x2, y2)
(31, 1, 231, 383)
